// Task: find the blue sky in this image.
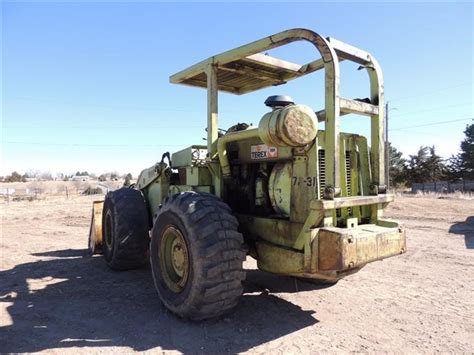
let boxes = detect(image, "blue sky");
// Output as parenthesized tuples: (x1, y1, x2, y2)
(2, 1, 473, 176)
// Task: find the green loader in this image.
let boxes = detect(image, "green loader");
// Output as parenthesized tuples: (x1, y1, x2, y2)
(89, 28, 406, 320)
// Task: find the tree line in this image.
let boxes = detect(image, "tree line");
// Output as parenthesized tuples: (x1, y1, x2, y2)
(389, 123, 473, 187)
(1, 171, 134, 183)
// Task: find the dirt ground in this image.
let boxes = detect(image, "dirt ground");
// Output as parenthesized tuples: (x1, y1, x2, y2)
(1, 193, 473, 353)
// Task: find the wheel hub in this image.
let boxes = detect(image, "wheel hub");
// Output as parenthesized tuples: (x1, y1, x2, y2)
(159, 225, 189, 293)
(171, 239, 186, 276)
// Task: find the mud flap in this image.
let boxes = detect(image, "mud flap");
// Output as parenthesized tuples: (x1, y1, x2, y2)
(88, 201, 104, 254)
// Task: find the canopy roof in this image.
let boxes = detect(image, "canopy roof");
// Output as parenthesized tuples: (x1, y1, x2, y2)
(170, 52, 320, 95)
(169, 28, 374, 95)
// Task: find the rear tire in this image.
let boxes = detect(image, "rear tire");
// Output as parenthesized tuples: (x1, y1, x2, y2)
(102, 188, 150, 270)
(150, 192, 246, 320)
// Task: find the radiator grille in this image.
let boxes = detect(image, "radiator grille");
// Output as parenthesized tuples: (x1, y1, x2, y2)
(345, 150, 352, 197)
(318, 149, 353, 219)
(318, 149, 352, 198)
(345, 151, 353, 216)
(318, 149, 325, 199)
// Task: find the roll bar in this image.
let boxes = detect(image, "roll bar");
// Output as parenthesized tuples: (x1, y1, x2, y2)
(170, 28, 385, 196)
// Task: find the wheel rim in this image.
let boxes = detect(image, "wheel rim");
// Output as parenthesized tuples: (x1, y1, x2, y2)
(159, 225, 189, 293)
(104, 211, 113, 249)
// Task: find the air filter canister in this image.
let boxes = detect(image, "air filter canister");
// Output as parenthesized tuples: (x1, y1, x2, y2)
(258, 104, 318, 147)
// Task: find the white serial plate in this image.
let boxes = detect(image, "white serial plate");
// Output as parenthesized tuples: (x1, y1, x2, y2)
(250, 144, 278, 160)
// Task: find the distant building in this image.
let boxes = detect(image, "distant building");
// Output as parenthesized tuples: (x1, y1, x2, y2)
(71, 175, 90, 182)
(0, 188, 32, 195)
(0, 188, 15, 195)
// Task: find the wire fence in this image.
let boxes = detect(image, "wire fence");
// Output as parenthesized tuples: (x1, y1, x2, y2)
(0, 182, 119, 203)
(411, 180, 474, 193)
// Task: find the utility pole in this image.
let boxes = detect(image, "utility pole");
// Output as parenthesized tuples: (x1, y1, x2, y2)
(385, 102, 390, 190)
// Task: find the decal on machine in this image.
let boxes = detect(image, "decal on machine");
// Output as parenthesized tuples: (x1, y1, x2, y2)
(250, 144, 278, 159)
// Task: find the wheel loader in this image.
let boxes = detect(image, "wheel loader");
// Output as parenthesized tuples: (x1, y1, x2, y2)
(89, 28, 406, 320)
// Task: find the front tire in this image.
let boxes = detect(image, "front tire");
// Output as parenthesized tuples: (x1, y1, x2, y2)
(150, 192, 246, 320)
(102, 188, 150, 270)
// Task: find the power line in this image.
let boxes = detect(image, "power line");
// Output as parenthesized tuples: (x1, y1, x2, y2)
(7, 81, 473, 116)
(3, 124, 204, 129)
(1, 140, 186, 148)
(389, 82, 473, 103)
(4, 117, 471, 146)
(389, 102, 472, 118)
(389, 129, 450, 139)
(389, 117, 473, 131)
(6, 97, 248, 114)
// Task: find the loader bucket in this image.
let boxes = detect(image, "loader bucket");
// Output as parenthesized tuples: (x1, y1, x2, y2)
(88, 200, 104, 254)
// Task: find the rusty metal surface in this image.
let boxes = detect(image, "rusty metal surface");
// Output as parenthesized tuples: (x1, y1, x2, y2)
(254, 240, 365, 282)
(256, 241, 304, 274)
(236, 214, 303, 249)
(171, 145, 207, 168)
(318, 224, 406, 271)
(217, 127, 260, 177)
(258, 104, 318, 147)
(170, 29, 339, 95)
(317, 98, 379, 122)
(88, 200, 104, 254)
(340, 98, 379, 116)
(268, 162, 292, 216)
(311, 194, 395, 210)
(238, 205, 405, 281)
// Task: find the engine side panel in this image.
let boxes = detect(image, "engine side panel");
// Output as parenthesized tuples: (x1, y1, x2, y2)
(224, 131, 371, 226)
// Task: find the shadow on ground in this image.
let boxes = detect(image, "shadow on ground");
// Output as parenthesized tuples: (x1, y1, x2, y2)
(0, 249, 322, 353)
(449, 216, 474, 249)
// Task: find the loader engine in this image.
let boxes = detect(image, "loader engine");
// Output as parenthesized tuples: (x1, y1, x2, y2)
(226, 96, 318, 218)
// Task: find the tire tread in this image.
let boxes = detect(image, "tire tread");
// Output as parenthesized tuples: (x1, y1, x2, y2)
(151, 191, 246, 320)
(103, 188, 149, 270)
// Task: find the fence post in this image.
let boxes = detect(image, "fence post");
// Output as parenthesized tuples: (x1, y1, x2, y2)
(65, 186, 69, 199)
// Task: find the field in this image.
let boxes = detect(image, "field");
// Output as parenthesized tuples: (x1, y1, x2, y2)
(1, 187, 473, 353)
